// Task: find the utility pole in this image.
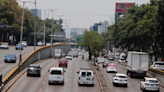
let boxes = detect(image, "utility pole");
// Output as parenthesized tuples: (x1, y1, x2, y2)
(34, 0, 36, 50)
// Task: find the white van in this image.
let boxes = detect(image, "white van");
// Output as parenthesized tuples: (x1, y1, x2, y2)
(77, 68, 94, 86)
(150, 62, 164, 70)
(48, 67, 65, 85)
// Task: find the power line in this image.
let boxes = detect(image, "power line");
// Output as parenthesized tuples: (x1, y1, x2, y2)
(54, 11, 110, 16)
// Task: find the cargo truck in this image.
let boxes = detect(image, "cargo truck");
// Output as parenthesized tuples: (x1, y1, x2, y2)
(127, 52, 149, 78)
(54, 48, 61, 59)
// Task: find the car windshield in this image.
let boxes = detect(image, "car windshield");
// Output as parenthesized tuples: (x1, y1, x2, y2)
(1, 44, 8, 46)
(16, 44, 21, 46)
(147, 80, 158, 83)
(105, 61, 111, 63)
(22, 42, 26, 43)
(117, 76, 126, 78)
(109, 65, 116, 66)
(6, 54, 14, 58)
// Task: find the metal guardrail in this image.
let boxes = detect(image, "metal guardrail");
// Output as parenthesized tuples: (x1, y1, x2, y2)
(149, 67, 164, 75)
(2, 44, 68, 86)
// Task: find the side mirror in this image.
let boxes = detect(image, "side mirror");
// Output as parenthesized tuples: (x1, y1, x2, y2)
(77, 72, 79, 74)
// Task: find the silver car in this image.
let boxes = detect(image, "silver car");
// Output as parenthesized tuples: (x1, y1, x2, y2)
(0, 43, 9, 49)
(27, 64, 41, 77)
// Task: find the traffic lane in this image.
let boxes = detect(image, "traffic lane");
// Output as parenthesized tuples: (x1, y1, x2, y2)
(8, 58, 58, 92)
(101, 60, 164, 92)
(112, 61, 164, 92)
(40, 52, 100, 92)
(0, 46, 39, 78)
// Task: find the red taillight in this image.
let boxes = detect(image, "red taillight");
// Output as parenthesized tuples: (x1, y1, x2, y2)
(79, 77, 80, 79)
(156, 84, 159, 85)
(115, 79, 118, 80)
(49, 72, 50, 74)
(145, 83, 149, 85)
(62, 72, 64, 75)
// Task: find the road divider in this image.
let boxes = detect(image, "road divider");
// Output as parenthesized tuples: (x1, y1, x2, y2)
(2, 44, 69, 87)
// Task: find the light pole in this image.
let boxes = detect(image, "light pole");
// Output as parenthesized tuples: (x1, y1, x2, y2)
(48, 9, 57, 57)
(55, 15, 65, 32)
(17, 0, 35, 67)
(64, 19, 70, 42)
(34, 0, 36, 50)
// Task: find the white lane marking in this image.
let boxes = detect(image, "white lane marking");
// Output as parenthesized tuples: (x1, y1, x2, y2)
(39, 89, 42, 92)
(43, 82, 45, 85)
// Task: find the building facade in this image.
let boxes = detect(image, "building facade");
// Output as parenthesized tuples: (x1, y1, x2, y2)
(70, 28, 87, 38)
(31, 9, 42, 19)
(90, 21, 109, 34)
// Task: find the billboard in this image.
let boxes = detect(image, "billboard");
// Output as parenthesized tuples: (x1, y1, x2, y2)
(116, 3, 135, 13)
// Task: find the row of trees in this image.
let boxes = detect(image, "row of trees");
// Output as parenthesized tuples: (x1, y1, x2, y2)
(101, 0, 164, 58)
(80, 31, 106, 60)
(0, 0, 64, 45)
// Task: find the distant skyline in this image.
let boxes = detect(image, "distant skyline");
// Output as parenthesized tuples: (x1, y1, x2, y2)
(17, 0, 150, 29)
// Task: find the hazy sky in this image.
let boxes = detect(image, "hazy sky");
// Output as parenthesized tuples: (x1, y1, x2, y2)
(18, 0, 150, 29)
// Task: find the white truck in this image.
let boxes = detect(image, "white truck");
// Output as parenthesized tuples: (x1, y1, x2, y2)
(127, 52, 149, 78)
(54, 48, 61, 59)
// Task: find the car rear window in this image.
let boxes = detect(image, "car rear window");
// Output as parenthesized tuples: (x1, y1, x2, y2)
(51, 70, 61, 75)
(155, 63, 164, 65)
(87, 72, 92, 76)
(147, 80, 158, 83)
(105, 61, 111, 63)
(81, 72, 86, 77)
(117, 76, 126, 78)
(108, 65, 116, 66)
(60, 60, 66, 61)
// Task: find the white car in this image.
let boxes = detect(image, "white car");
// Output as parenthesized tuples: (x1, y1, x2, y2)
(112, 73, 128, 87)
(150, 62, 164, 70)
(97, 58, 105, 64)
(78, 52, 82, 56)
(82, 50, 85, 53)
(140, 77, 160, 92)
(46, 43, 51, 46)
(37, 41, 43, 46)
(0, 43, 9, 49)
(77, 68, 94, 86)
(21, 41, 27, 47)
(65, 55, 72, 60)
(48, 67, 65, 85)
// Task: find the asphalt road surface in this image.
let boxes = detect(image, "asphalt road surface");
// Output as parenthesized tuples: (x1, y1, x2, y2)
(8, 51, 100, 92)
(0, 46, 40, 78)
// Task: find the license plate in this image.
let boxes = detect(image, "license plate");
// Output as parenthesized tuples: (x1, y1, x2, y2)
(87, 78, 90, 80)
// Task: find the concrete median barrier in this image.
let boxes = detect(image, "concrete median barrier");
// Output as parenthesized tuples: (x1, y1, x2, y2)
(2, 44, 69, 86)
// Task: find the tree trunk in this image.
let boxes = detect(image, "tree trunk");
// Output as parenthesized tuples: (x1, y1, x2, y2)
(88, 45, 91, 60)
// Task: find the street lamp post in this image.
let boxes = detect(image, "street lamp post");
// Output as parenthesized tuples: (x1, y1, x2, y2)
(19, 2, 25, 67)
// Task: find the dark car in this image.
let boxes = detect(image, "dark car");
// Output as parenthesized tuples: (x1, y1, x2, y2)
(15, 44, 23, 50)
(4, 54, 16, 63)
(102, 60, 111, 68)
(73, 53, 78, 58)
(104, 55, 108, 58)
(27, 64, 41, 77)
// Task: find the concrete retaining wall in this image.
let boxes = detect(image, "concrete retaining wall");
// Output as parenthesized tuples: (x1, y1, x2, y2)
(148, 71, 164, 84)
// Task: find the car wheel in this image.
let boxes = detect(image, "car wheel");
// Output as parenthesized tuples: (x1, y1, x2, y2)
(14, 61, 16, 63)
(66, 65, 67, 67)
(113, 82, 116, 86)
(92, 84, 94, 87)
(62, 81, 64, 85)
(125, 84, 128, 87)
(4, 61, 6, 63)
(140, 85, 142, 90)
(49, 82, 52, 85)
(27, 73, 29, 76)
(38, 74, 41, 77)
(103, 66, 104, 68)
(142, 88, 146, 92)
(78, 83, 81, 86)
(59, 65, 60, 67)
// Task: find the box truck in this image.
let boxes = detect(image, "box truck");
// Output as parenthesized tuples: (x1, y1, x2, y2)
(54, 48, 61, 59)
(127, 52, 149, 78)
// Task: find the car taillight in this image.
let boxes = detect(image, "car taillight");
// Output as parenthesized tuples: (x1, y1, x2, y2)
(49, 72, 50, 74)
(156, 84, 159, 85)
(145, 83, 149, 85)
(62, 72, 64, 75)
(115, 79, 118, 80)
(79, 77, 80, 79)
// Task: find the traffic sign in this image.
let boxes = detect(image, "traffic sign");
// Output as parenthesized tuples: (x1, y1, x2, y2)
(77, 38, 83, 44)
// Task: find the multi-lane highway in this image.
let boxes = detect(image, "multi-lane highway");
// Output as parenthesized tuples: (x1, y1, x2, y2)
(2, 50, 164, 92)
(7, 52, 100, 92)
(0, 46, 40, 79)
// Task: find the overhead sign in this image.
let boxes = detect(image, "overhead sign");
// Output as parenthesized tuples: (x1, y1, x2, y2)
(116, 3, 135, 13)
(53, 32, 65, 40)
(77, 38, 83, 44)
